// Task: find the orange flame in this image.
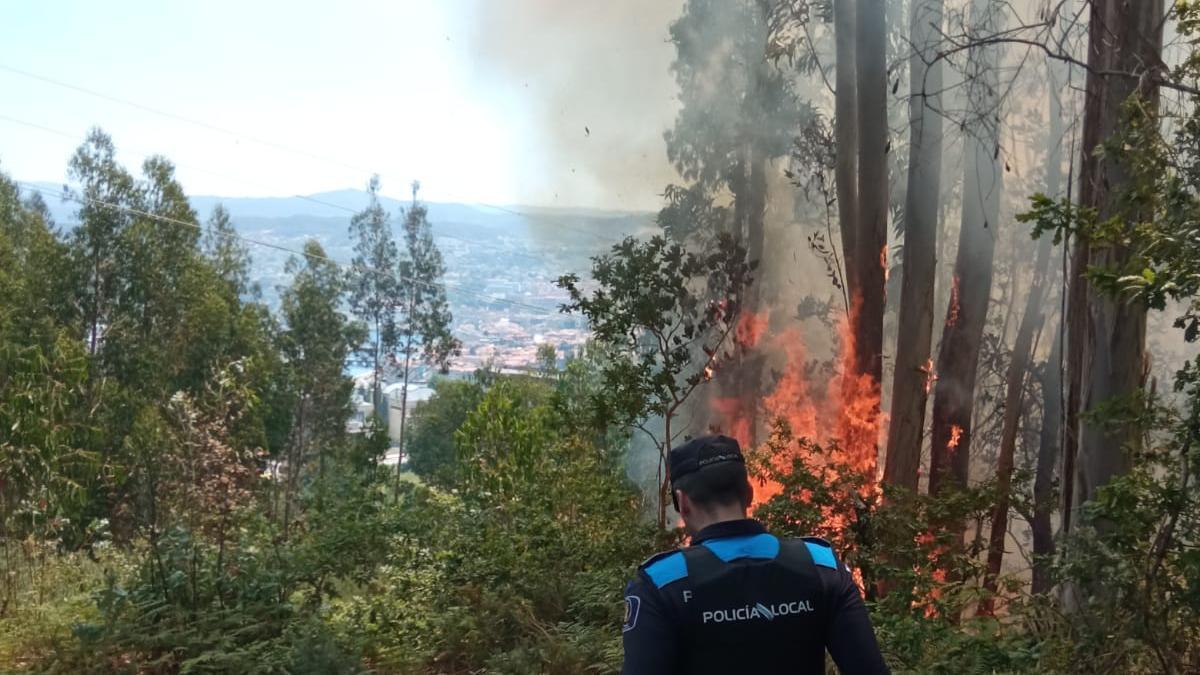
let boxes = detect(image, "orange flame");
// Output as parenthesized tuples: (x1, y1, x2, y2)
(946, 275, 961, 328)
(948, 424, 963, 449)
(736, 310, 769, 349)
(919, 358, 937, 395)
(713, 301, 884, 514)
(880, 244, 889, 282)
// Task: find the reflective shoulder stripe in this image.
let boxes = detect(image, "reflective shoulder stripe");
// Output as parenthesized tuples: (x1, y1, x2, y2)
(642, 551, 688, 588)
(702, 533, 780, 562)
(802, 537, 838, 569)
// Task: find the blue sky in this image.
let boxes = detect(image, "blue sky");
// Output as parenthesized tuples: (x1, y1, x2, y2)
(0, 0, 681, 210)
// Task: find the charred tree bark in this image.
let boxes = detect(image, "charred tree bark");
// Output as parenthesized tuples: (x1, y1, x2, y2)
(1068, 0, 1163, 529)
(854, 0, 888, 399)
(835, 0, 860, 297)
(884, 0, 944, 492)
(741, 147, 769, 443)
(929, 0, 1002, 496)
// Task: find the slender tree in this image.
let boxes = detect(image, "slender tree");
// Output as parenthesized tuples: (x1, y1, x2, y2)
(852, 0, 888, 404)
(392, 181, 460, 502)
(203, 203, 257, 299)
(67, 128, 136, 356)
(834, 0, 860, 296)
(982, 57, 1068, 607)
(278, 240, 363, 531)
(884, 0, 945, 491)
(347, 175, 400, 423)
(558, 234, 755, 528)
(929, 0, 1004, 496)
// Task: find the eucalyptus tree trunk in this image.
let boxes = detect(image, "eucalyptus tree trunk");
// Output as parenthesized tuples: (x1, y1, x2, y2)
(929, 0, 1002, 495)
(884, 0, 945, 492)
(834, 0, 860, 296)
(980, 234, 1053, 613)
(1066, 0, 1163, 531)
(853, 0, 888, 401)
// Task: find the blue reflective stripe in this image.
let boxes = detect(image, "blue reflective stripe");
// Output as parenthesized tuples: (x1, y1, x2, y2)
(644, 552, 688, 588)
(702, 533, 780, 562)
(804, 540, 837, 569)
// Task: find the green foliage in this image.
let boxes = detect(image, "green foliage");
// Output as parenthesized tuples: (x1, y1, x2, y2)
(558, 233, 755, 524)
(396, 183, 461, 375)
(405, 377, 485, 488)
(333, 375, 661, 674)
(558, 234, 755, 432)
(346, 175, 400, 413)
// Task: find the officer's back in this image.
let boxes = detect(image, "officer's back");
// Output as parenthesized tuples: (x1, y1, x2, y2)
(621, 436, 890, 675)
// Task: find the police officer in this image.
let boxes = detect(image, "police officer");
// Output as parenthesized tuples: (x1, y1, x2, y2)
(621, 435, 890, 674)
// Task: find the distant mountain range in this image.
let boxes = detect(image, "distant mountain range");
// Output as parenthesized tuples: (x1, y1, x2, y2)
(23, 183, 654, 329)
(27, 182, 653, 247)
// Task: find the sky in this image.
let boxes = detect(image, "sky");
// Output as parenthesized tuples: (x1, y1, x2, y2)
(0, 0, 682, 210)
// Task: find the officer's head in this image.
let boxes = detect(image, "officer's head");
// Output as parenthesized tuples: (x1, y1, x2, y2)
(669, 435, 753, 533)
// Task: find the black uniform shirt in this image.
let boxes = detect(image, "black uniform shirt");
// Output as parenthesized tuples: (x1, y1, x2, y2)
(621, 519, 890, 675)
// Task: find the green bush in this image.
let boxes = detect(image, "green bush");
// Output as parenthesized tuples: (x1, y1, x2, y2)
(331, 377, 662, 674)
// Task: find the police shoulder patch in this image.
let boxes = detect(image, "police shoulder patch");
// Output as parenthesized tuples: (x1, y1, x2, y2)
(622, 595, 641, 632)
(801, 536, 838, 569)
(640, 550, 688, 588)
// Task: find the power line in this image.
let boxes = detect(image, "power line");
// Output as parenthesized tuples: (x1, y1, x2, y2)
(16, 181, 563, 316)
(0, 113, 605, 268)
(0, 63, 371, 176)
(0, 62, 637, 245)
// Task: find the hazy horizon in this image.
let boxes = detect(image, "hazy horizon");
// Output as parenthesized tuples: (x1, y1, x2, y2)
(0, 0, 684, 211)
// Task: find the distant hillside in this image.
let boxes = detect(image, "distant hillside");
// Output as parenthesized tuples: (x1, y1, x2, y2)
(28, 183, 653, 247)
(22, 183, 654, 328)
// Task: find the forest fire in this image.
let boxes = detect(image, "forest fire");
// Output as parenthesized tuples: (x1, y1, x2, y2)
(919, 357, 937, 395)
(947, 424, 963, 449)
(712, 308, 884, 513)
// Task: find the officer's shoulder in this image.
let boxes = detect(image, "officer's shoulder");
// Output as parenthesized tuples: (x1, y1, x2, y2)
(638, 549, 688, 588)
(798, 536, 839, 569)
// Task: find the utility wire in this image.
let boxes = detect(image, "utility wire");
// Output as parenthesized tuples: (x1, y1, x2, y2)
(0, 63, 370, 175)
(16, 181, 563, 316)
(0, 62, 636, 245)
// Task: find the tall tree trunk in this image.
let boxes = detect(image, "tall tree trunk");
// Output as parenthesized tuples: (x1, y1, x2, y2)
(393, 346, 413, 504)
(372, 316, 386, 424)
(1067, 0, 1163, 529)
(980, 58, 1068, 608)
(884, 0, 944, 492)
(835, 0, 860, 297)
(659, 411, 674, 529)
(854, 0, 887, 400)
(929, 0, 1002, 495)
(1032, 320, 1062, 595)
(980, 234, 1053, 613)
(1032, 62, 1067, 595)
(741, 146, 769, 444)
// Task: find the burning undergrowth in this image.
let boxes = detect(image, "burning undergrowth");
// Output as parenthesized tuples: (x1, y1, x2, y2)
(710, 302, 886, 511)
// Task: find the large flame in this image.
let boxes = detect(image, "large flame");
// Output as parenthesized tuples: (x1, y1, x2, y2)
(711, 303, 885, 512)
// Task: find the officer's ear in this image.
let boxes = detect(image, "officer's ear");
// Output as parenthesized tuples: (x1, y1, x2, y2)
(674, 489, 691, 517)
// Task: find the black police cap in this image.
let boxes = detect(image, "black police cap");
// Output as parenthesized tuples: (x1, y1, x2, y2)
(668, 435, 745, 484)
